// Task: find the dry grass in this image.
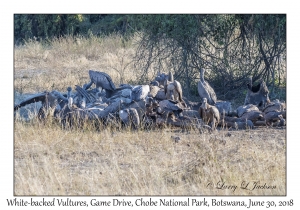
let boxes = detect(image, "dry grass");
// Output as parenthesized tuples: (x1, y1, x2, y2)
(14, 34, 139, 94)
(14, 35, 286, 196)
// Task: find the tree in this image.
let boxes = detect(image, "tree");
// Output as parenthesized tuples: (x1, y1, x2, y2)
(14, 14, 85, 44)
(131, 14, 286, 100)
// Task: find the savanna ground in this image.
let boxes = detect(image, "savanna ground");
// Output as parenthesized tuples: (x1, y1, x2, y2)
(14, 35, 286, 196)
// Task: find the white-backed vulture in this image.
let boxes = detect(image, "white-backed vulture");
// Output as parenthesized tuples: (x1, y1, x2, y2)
(197, 68, 217, 105)
(264, 112, 285, 126)
(148, 85, 160, 98)
(154, 72, 172, 87)
(75, 85, 97, 104)
(84, 70, 116, 98)
(107, 87, 132, 104)
(14, 92, 48, 112)
(240, 111, 264, 123)
(125, 99, 147, 121)
(262, 99, 285, 114)
(119, 108, 140, 129)
(150, 80, 160, 87)
(157, 99, 185, 118)
(237, 104, 259, 118)
(199, 98, 220, 130)
(148, 85, 166, 101)
(164, 80, 183, 102)
(145, 97, 159, 120)
(237, 104, 264, 123)
(68, 97, 78, 110)
(215, 101, 232, 116)
(131, 85, 150, 102)
(14, 91, 68, 120)
(63, 107, 106, 129)
(262, 99, 286, 125)
(244, 78, 270, 110)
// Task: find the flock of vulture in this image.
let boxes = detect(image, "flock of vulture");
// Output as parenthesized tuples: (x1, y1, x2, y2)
(14, 69, 286, 132)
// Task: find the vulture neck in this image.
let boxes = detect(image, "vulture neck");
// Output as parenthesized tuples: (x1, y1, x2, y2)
(200, 69, 205, 83)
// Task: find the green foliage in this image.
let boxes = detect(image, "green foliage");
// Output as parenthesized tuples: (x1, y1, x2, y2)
(14, 14, 135, 44)
(14, 14, 84, 44)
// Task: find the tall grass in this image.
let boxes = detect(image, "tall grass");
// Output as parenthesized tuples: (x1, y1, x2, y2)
(14, 35, 286, 195)
(14, 120, 286, 195)
(14, 34, 139, 94)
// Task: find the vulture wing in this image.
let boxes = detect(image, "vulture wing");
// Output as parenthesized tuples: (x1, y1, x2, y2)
(132, 85, 149, 101)
(14, 92, 47, 111)
(159, 100, 183, 112)
(198, 82, 210, 103)
(89, 70, 116, 91)
(173, 80, 183, 102)
(206, 83, 217, 105)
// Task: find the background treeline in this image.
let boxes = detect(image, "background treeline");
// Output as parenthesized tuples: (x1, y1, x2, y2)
(14, 14, 134, 43)
(14, 14, 286, 100)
